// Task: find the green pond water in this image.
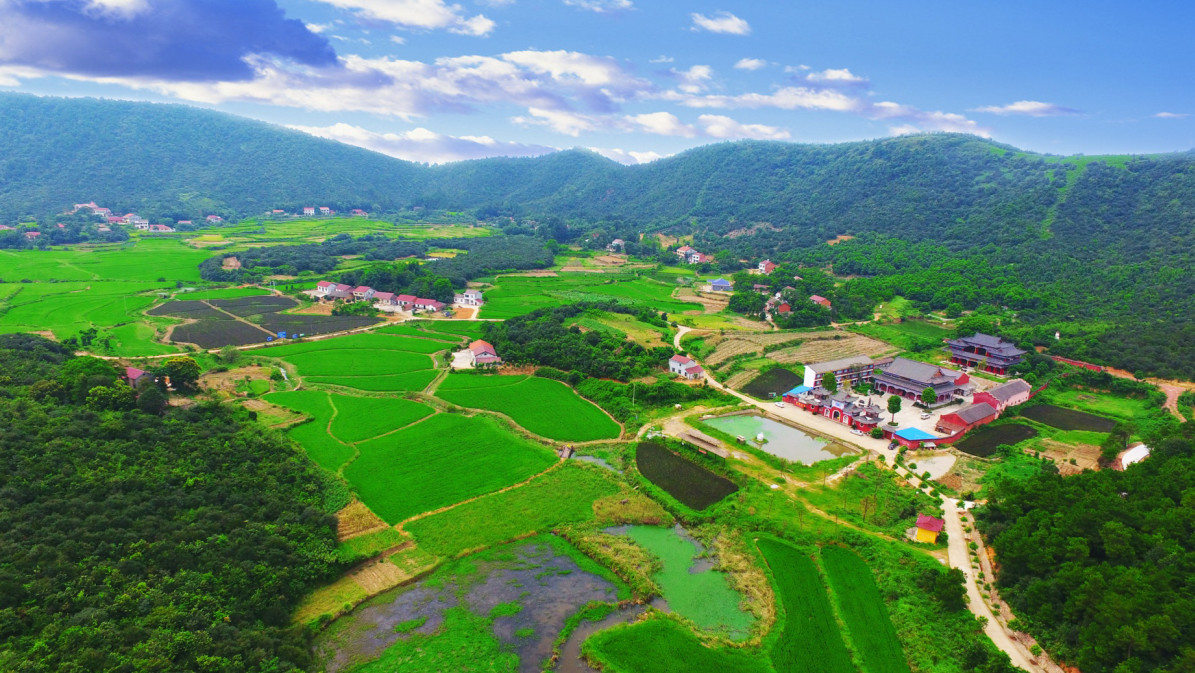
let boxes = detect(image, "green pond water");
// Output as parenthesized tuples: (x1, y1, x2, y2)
(620, 525, 754, 640)
(703, 413, 852, 465)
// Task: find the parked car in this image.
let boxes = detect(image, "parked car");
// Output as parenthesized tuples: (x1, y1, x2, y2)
(774, 401, 785, 408)
(919, 412, 931, 420)
(887, 441, 899, 450)
(850, 428, 865, 436)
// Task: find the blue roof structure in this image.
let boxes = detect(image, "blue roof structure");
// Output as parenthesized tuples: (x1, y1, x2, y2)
(711, 278, 732, 287)
(894, 427, 938, 441)
(784, 385, 812, 396)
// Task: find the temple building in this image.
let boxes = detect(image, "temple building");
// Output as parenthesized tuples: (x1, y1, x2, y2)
(872, 357, 971, 407)
(945, 333, 1026, 375)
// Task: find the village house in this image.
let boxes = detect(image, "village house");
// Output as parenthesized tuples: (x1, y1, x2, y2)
(146, 224, 175, 233)
(373, 291, 396, 306)
(454, 289, 485, 306)
(810, 294, 832, 309)
(784, 386, 885, 431)
(177, 220, 192, 225)
(802, 355, 893, 389)
(709, 278, 732, 292)
(351, 209, 368, 217)
(319, 206, 331, 216)
(935, 402, 998, 435)
(675, 245, 710, 264)
(945, 332, 1026, 375)
(914, 514, 945, 544)
(133, 222, 150, 230)
(973, 379, 1033, 413)
(24, 231, 40, 239)
(351, 286, 375, 302)
(396, 294, 417, 309)
(758, 259, 777, 274)
(774, 302, 791, 314)
(469, 340, 503, 367)
(606, 238, 625, 252)
(688, 252, 710, 264)
(124, 366, 154, 388)
(413, 298, 446, 313)
(888, 426, 940, 450)
(752, 284, 770, 294)
(205, 215, 223, 223)
(303, 207, 316, 216)
(668, 354, 705, 380)
(315, 282, 353, 301)
(872, 357, 970, 406)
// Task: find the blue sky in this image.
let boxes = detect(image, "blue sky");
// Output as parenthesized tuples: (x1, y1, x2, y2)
(0, 0, 1191, 163)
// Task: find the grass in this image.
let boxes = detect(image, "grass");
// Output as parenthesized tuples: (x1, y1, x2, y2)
(850, 320, 952, 351)
(583, 617, 772, 673)
(1047, 388, 1152, 422)
(621, 525, 754, 638)
(482, 273, 700, 319)
(757, 538, 854, 673)
(568, 310, 670, 348)
(371, 323, 461, 342)
(802, 462, 940, 540)
(404, 462, 620, 557)
(821, 546, 911, 673)
(280, 348, 433, 377)
(435, 375, 621, 441)
(635, 441, 738, 511)
(307, 371, 439, 392)
(407, 320, 489, 339)
(264, 390, 356, 471)
(178, 287, 271, 300)
(346, 414, 557, 524)
(336, 527, 406, 564)
(329, 396, 435, 443)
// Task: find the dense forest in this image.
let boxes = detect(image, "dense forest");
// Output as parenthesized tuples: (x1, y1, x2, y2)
(0, 335, 342, 672)
(978, 431, 1195, 673)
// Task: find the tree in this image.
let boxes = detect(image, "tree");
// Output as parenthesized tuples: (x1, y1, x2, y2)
(86, 381, 136, 410)
(136, 383, 167, 414)
(822, 371, 838, 393)
(161, 356, 200, 390)
(921, 387, 937, 406)
(887, 394, 902, 422)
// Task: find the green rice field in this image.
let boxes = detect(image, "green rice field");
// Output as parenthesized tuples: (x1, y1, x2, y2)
(434, 375, 621, 441)
(404, 462, 620, 557)
(345, 413, 557, 524)
(757, 538, 854, 673)
(306, 371, 439, 392)
(482, 274, 701, 319)
(822, 546, 911, 673)
(620, 525, 753, 639)
(583, 618, 771, 673)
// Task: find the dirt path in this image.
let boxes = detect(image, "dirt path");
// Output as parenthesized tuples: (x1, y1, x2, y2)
(199, 300, 276, 337)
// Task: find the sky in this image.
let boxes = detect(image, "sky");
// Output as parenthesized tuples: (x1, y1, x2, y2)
(0, 0, 1192, 164)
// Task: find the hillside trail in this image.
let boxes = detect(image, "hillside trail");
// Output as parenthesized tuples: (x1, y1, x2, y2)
(1100, 365, 1191, 420)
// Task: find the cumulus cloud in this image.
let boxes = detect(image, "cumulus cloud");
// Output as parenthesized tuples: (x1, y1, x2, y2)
(1154, 111, 1188, 119)
(512, 107, 603, 136)
(649, 55, 674, 64)
(668, 85, 859, 112)
(696, 114, 789, 140)
(0, 0, 337, 81)
(690, 11, 750, 35)
(313, 0, 495, 36)
(626, 111, 696, 137)
(289, 122, 557, 163)
(588, 147, 665, 164)
(805, 68, 866, 84)
(563, 0, 632, 12)
(734, 58, 767, 71)
(973, 100, 1080, 117)
(671, 65, 713, 94)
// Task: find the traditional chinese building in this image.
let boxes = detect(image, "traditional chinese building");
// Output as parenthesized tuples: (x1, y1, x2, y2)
(783, 386, 885, 431)
(872, 357, 970, 406)
(945, 333, 1026, 375)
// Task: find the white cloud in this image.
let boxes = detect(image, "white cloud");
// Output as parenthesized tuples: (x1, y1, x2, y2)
(289, 122, 557, 163)
(306, 22, 334, 34)
(82, 0, 149, 18)
(672, 64, 712, 94)
(1154, 111, 1189, 119)
(973, 100, 1080, 117)
(670, 85, 860, 112)
(313, 0, 495, 36)
(563, 0, 633, 12)
(588, 147, 665, 164)
(883, 110, 989, 137)
(390, 35, 406, 44)
(696, 114, 789, 140)
(626, 111, 696, 137)
(734, 58, 766, 71)
(501, 50, 648, 95)
(512, 107, 602, 136)
(479, 0, 515, 5)
(649, 55, 674, 64)
(690, 11, 750, 35)
(806, 68, 866, 84)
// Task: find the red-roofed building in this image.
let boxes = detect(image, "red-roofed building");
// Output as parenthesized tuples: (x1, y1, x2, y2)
(206, 215, 223, 223)
(124, 366, 154, 387)
(107, 216, 123, 224)
(177, 220, 192, 225)
(935, 403, 998, 435)
(396, 294, 417, 308)
(351, 286, 375, 302)
(810, 295, 832, 308)
(351, 209, 368, 217)
(776, 302, 792, 314)
(915, 514, 945, 544)
(413, 298, 446, 312)
(147, 224, 175, 232)
(373, 291, 396, 306)
(319, 206, 331, 215)
(315, 281, 335, 295)
(758, 260, 777, 274)
(469, 339, 503, 367)
(24, 231, 40, 239)
(303, 207, 316, 216)
(668, 354, 705, 380)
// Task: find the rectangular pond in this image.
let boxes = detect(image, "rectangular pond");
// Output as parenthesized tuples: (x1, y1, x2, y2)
(702, 413, 854, 465)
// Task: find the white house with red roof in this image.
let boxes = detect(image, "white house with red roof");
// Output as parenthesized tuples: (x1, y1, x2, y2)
(469, 340, 503, 367)
(396, 294, 417, 308)
(668, 354, 705, 380)
(124, 366, 154, 387)
(205, 215, 223, 223)
(315, 281, 335, 295)
(810, 294, 832, 308)
(373, 291, 396, 306)
(319, 206, 331, 215)
(454, 289, 484, 306)
(413, 298, 446, 312)
(351, 286, 375, 301)
(147, 224, 174, 233)
(758, 260, 777, 274)
(303, 207, 316, 216)
(351, 209, 368, 217)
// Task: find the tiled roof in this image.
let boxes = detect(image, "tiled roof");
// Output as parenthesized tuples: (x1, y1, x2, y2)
(916, 514, 945, 532)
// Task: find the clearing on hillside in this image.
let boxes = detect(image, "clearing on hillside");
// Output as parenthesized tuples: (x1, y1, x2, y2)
(346, 414, 557, 524)
(435, 374, 621, 442)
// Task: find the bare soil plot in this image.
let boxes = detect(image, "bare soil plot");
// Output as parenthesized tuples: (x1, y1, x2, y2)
(768, 333, 896, 365)
(702, 330, 815, 366)
(291, 302, 333, 315)
(199, 365, 274, 394)
(1034, 439, 1101, 475)
(675, 287, 729, 313)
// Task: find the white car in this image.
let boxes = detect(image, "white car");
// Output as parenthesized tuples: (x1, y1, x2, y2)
(774, 401, 785, 408)
(850, 428, 865, 436)
(919, 412, 931, 420)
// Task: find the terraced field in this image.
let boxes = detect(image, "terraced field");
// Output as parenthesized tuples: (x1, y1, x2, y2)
(768, 333, 896, 366)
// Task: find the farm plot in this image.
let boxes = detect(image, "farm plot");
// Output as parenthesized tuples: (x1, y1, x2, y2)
(1020, 404, 1117, 432)
(265, 390, 356, 471)
(146, 300, 227, 319)
(635, 441, 737, 511)
(172, 319, 271, 348)
(346, 414, 557, 524)
(822, 546, 911, 673)
(176, 287, 271, 300)
(768, 333, 897, 366)
(741, 367, 801, 399)
(329, 396, 433, 444)
(404, 463, 620, 557)
(435, 375, 621, 441)
(757, 538, 855, 673)
(308, 371, 439, 393)
(208, 294, 297, 316)
(702, 331, 809, 367)
(259, 314, 379, 337)
(483, 274, 701, 319)
(851, 320, 953, 351)
(412, 320, 488, 340)
(371, 323, 461, 342)
(952, 423, 1039, 457)
(283, 349, 432, 378)
(584, 618, 771, 673)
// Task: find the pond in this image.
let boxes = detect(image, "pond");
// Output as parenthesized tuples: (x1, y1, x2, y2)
(702, 413, 853, 465)
(314, 539, 623, 673)
(906, 453, 956, 479)
(607, 524, 754, 640)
